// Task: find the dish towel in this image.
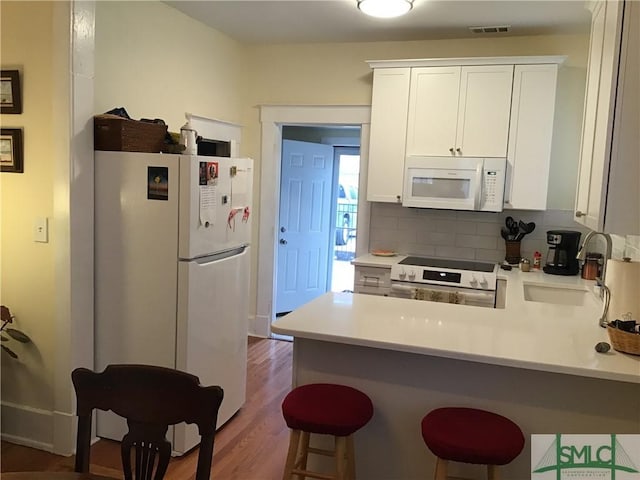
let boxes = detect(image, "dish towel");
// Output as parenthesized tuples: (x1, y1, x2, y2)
(413, 288, 466, 305)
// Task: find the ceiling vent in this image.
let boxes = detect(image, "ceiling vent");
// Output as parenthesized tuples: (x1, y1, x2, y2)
(469, 25, 511, 34)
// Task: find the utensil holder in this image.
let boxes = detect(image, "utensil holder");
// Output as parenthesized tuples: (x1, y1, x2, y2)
(505, 240, 521, 265)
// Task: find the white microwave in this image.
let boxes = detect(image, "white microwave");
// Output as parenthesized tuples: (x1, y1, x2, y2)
(403, 156, 506, 212)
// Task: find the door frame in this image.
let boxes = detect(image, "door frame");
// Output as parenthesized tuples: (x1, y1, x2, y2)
(255, 105, 371, 338)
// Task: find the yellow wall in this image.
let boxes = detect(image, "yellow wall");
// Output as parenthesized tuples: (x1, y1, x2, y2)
(95, 1, 248, 132)
(0, 1, 59, 410)
(242, 35, 589, 211)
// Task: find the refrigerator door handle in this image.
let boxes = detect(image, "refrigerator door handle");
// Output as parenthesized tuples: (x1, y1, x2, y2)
(188, 245, 247, 265)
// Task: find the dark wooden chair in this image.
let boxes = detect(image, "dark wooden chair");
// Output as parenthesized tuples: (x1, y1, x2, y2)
(72, 364, 224, 480)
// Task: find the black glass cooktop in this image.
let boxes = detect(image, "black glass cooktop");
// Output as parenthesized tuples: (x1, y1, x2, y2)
(399, 256, 496, 273)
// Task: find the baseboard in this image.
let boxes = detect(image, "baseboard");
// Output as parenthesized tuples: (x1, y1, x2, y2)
(249, 314, 271, 337)
(1, 401, 54, 452)
(0, 401, 80, 455)
(52, 409, 76, 456)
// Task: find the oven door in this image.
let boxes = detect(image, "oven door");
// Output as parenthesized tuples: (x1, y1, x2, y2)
(403, 156, 483, 210)
(389, 282, 496, 308)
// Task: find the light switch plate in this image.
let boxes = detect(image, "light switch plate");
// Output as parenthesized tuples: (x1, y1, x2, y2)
(34, 217, 48, 243)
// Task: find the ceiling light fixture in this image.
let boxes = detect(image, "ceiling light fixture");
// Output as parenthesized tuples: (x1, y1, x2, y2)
(357, 0, 414, 18)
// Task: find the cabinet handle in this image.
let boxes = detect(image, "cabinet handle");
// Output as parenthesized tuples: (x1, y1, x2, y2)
(575, 210, 585, 218)
(396, 195, 401, 203)
(449, 147, 455, 153)
(456, 148, 462, 154)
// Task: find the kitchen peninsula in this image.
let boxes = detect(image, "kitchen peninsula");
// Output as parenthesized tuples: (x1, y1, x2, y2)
(272, 269, 640, 479)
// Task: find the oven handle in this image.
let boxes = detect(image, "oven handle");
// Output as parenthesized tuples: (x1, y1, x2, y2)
(390, 283, 496, 300)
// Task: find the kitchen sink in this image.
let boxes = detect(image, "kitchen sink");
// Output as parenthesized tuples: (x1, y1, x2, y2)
(522, 283, 590, 306)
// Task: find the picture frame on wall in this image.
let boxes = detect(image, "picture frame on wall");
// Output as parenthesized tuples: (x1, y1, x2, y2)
(1, 70, 22, 114)
(1, 129, 24, 173)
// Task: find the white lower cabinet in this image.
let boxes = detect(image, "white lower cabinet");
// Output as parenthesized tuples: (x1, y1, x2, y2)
(353, 265, 391, 296)
(504, 64, 558, 210)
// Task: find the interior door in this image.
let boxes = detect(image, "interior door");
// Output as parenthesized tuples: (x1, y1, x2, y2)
(276, 140, 334, 314)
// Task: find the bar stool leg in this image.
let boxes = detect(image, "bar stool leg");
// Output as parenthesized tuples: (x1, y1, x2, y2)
(335, 436, 349, 480)
(346, 435, 356, 480)
(434, 457, 448, 480)
(283, 430, 301, 480)
(297, 431, 310, 476)
(488, 465, 500, 480)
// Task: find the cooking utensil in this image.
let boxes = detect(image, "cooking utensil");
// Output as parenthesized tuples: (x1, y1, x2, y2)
(500, 227, 511, 241)
(515, 220, 536, 241)
(505, 216, 519, 236)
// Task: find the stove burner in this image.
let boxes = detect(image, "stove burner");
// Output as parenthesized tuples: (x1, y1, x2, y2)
(399, 256, 496, 273)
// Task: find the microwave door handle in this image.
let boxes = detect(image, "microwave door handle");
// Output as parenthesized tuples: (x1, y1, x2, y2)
(474, 163, 483, 210)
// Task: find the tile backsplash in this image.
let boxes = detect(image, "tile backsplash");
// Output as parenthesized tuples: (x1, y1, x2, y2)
(369, 204, 594, 263)
(613, 234, 640, 260)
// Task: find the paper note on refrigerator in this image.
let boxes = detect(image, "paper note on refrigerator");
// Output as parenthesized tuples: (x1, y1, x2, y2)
(199, 185, 217, 226)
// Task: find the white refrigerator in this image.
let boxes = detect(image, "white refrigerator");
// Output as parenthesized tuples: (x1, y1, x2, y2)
(94, 150, 253, 455)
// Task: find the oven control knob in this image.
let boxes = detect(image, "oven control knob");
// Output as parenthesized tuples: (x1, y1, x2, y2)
(479, 276, 489, 288)
(399, 268, 407, 280)
(408, 270, 416, 281)
(470, 275, 479, 287)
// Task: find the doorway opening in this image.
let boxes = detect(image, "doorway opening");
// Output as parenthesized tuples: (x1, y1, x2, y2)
(275, 126, 361, 317)
(332, 146, 360, 293)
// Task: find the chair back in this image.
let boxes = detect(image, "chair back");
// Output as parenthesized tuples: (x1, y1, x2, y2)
(72, 364, 224, 480)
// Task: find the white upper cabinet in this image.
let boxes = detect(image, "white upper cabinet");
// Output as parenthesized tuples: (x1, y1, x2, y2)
(366, 67, 410, 203)
(366, 57, 565, 205)
(406, 65, 514, 157)
(575, 0, 638, 234)
(505, 64, 558, 210)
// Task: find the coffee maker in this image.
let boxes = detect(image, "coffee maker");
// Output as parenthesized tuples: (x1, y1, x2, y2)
(543, 230, 581, 275)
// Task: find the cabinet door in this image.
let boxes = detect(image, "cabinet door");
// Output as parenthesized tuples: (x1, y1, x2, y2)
(574, 0, 624, 230)
(505, 64, 558, 210)
(406, 66, 460, 156)
(367, 67, 410, 203)
(606, 0, 640, 234)
(456, 65, 514, 157)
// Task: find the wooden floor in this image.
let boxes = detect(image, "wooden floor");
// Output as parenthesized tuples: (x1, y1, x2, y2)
(1, 337, 293, 479)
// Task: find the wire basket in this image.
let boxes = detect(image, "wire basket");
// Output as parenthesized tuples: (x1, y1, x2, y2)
(607, 325, 640, 355)
(94, 114, 167, 153)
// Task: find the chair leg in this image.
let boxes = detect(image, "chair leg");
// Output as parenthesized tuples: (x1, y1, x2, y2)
(487, 465, 500, 480)
(434, 457, 448, 480)
(296, 431, 310, 478)
(346, 435, 356, 480)
(335, 436, 349, 480)
(283, 430, 301, 480)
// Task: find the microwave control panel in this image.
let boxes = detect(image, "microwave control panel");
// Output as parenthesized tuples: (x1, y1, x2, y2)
(481, 159, 506, 211)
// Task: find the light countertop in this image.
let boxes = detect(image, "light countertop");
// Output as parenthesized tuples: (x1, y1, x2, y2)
(273, 260, 640, 384)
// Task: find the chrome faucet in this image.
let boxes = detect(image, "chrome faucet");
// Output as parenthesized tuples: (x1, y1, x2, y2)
(576, 231, 612, 327)
(576, 231, 612, 285)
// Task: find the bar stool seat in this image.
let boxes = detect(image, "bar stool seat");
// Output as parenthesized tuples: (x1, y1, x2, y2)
(421, 407, 525, 480)
(282, 383, 373, 480)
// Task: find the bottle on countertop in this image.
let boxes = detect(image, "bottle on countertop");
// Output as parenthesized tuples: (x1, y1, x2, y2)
(533, 251, 542, 269)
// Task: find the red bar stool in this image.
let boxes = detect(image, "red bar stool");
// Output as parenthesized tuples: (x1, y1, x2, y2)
(421, 407, 525, 480)
(281, 383, 374, 480)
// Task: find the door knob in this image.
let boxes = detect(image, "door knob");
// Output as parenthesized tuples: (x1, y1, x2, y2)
(279, 239, 287, 245)
(280, 226, 286, 233)
(575, 210, 585, 217)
